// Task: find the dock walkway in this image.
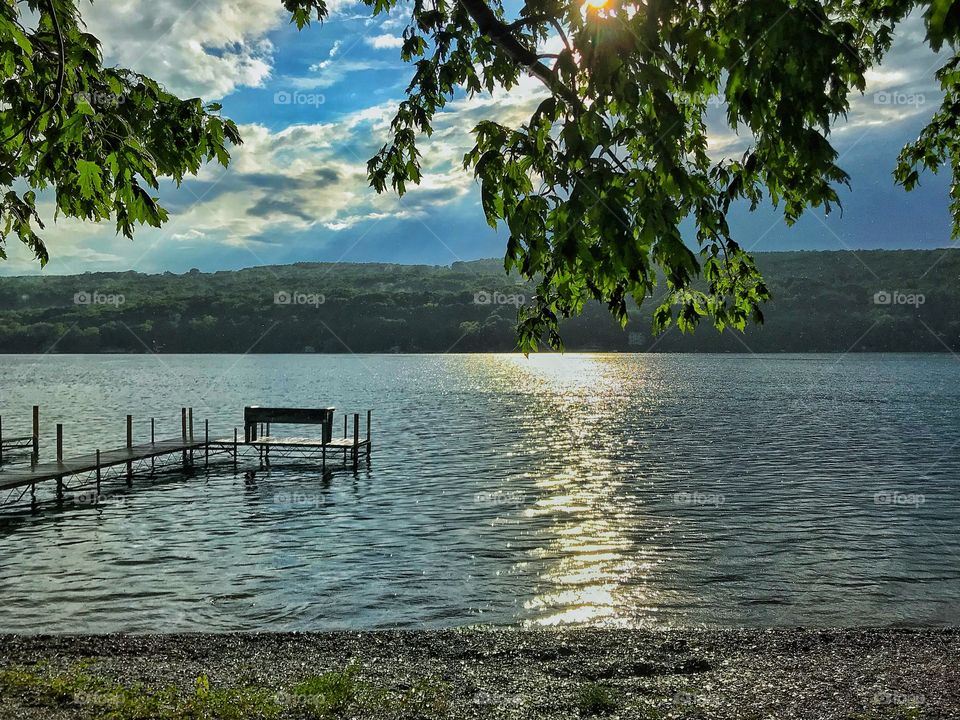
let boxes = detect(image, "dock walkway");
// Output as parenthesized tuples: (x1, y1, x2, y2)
(0, 406, 372, 511)
(0, 438, 210, 491)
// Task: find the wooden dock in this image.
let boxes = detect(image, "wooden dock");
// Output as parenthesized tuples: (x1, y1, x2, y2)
(0, 405, 372, 511)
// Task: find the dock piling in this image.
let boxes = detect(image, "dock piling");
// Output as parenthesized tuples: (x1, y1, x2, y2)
(188, 408, 194, 465)
(366, 410, 372, 459)
(352, 413, 359, 469)
(233, 428, 238, 471)
(181, 408, 188, 467)
(31, 405, 39, 465)
(126, 414, 133, 485)
(56, 423, 63, 502)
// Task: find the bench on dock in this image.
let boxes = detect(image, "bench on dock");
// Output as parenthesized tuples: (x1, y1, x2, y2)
(243, 406, 335, 443)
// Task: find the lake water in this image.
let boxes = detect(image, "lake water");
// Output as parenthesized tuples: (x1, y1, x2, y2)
(0, 353, 958, 632)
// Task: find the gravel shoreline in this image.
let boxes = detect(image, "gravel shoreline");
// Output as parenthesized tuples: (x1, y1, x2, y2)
(0, 628, 956, 718)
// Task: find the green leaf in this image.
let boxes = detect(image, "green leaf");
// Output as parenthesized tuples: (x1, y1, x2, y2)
(75, 160, 103, 200)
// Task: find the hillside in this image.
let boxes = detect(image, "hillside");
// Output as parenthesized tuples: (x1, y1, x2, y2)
(0, 250, 957, 352)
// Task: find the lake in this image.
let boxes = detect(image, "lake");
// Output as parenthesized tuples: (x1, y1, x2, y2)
(0, 353, 958, 631)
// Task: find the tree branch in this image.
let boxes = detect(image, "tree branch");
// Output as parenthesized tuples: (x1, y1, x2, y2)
(505, 14, 553, 31)
(0, 0, 66, 146)
(549, 18, 572, 53)
(457, 0, 579, 106)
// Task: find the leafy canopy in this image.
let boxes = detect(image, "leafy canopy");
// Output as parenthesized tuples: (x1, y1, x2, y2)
(0, 0, 239, 266)
(2, 0, 959, 352)
(286, 0, 960, 351)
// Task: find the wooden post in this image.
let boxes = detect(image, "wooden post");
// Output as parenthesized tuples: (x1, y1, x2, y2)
(181, 408, 188, 467)
(204, 420, 209, 467)
(265, 422, 270, 466)
(53, 423, 64, 502)
(31, 405, 39, 466)
(188, 408, 194, 465)
(126, 414, 133, 485)
(352, 413, 359, 469)
(96, 449, 101, 495)
(343, 414, 347, 438)
(30, 483, 36, 512)
(366, 410, 372, 459)
(233, 427, 238, 471)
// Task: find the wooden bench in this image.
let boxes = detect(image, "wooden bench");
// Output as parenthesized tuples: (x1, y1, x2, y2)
(243, 407, 335, 444)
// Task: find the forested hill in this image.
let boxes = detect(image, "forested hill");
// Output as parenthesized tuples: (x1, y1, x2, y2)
(0, 250, 957, 353)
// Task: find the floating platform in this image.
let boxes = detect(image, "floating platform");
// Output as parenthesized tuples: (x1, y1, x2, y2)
(0, 405, 372, 511)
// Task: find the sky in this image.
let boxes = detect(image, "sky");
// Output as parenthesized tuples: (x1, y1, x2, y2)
(0, 1, 954, 276)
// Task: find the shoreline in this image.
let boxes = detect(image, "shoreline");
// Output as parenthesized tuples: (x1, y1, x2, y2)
(1, 628, 956, 718)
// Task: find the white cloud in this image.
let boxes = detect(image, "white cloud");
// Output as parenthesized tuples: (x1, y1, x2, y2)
(80, 0, 287, 99)
(293, 59, 401, 90)
(366, 34, 405, 49)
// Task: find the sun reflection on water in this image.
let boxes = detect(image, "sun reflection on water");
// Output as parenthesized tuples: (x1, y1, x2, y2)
(493, 354, 657, 627)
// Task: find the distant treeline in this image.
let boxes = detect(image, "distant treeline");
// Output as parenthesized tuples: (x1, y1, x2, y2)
(0, 250, 957, 353)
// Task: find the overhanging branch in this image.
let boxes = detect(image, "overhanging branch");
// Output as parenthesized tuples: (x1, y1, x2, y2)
(457, 0, 579, 106)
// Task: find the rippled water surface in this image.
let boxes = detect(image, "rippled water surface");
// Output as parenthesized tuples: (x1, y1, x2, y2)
(0, 353, 958, 631)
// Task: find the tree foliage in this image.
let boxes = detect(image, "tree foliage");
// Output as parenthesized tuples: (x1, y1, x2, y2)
(2, 0, 959, 352)
(0, 0, 240, 266)
(287, 0, 960, 351)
